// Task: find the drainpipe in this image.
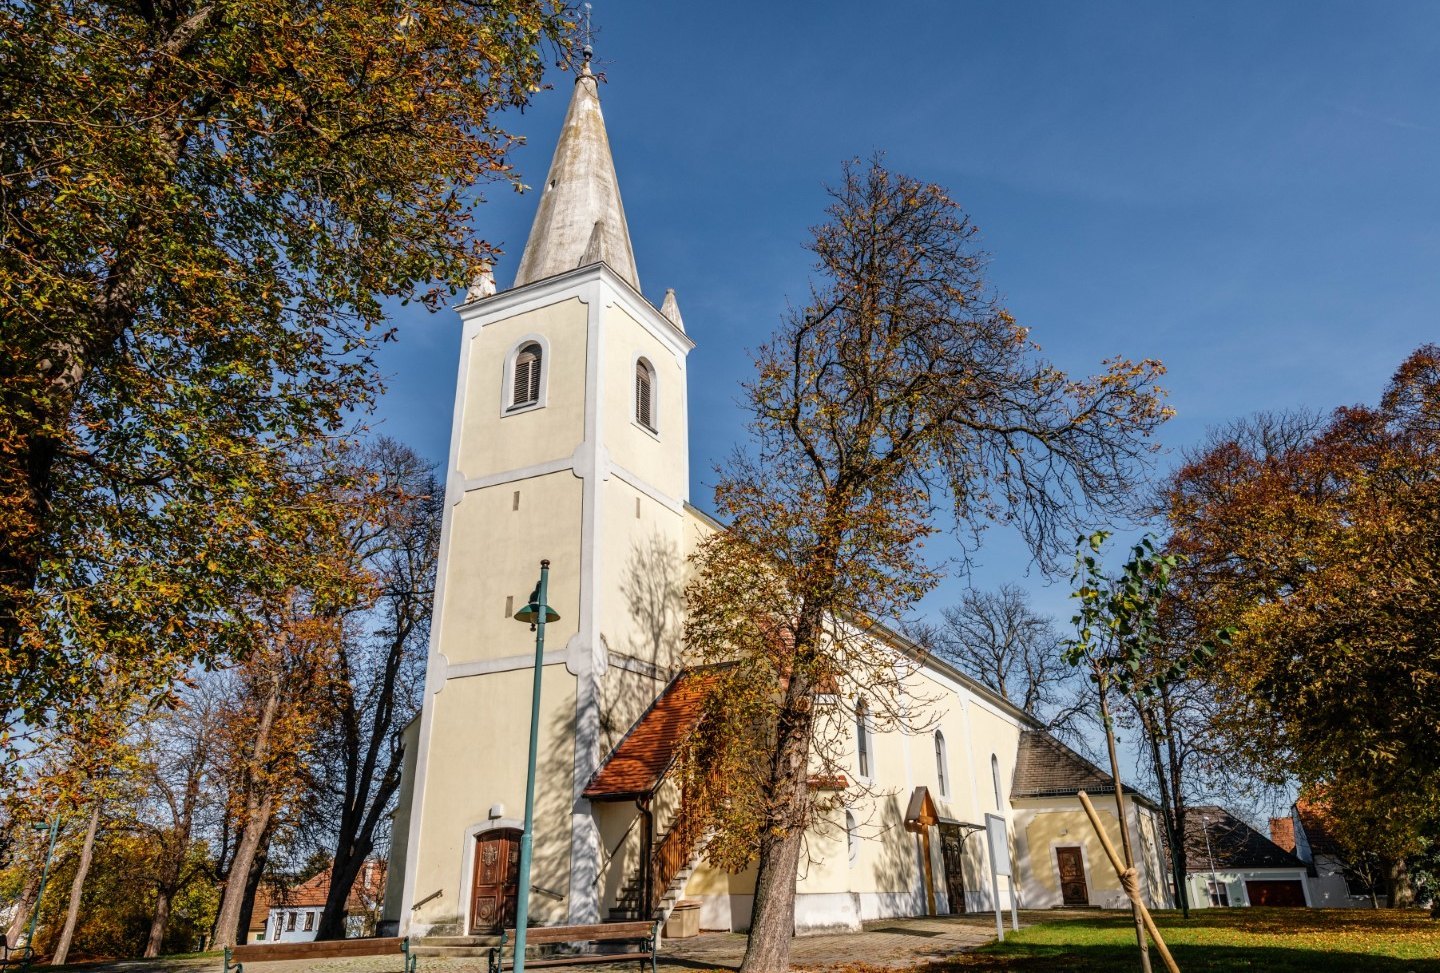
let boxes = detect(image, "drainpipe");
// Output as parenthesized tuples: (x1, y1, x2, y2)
(637, 798, 654, 917)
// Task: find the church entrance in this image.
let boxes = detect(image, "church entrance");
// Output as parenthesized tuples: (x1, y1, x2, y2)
(939, 824, 968, 914)
(470, 828, 521, 934)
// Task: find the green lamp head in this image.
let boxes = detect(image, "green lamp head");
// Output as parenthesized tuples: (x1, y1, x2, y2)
(513, 561, 560, 628)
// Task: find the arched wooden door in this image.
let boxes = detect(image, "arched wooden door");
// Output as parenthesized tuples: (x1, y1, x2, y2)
(470, 828, 521, 933)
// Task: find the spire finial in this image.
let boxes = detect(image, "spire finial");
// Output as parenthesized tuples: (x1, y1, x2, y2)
(580, 3, 594, 65)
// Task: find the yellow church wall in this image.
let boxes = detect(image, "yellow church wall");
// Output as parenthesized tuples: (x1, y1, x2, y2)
(596, 483, 688, 677)
(457, 297, 589, 481)
(1019, 805, 1125, 904)
(410, 665, 578, 933)
(437, 474, 583, 666)
(599, 301, 688, 503)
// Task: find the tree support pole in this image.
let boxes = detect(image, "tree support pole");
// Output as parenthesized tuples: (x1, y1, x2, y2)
(1078, 791, 1180, 973)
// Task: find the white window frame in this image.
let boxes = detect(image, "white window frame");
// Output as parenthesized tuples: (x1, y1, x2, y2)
(845, 810, 859, 868)
(855, 698, 873, 781)
(935, 730, 950, 798)
(501, 335, 550, 416)
(991, 753, 1003, 809)
(633, 354, 658, 436)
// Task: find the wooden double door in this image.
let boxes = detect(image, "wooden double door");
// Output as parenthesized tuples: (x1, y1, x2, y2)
(471, 828, 521, 933)
(938, 824, 968, 914)
(1056, 846, 1089, 906)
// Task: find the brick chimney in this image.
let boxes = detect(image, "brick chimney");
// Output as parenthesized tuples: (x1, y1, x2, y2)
(1269, 816, 1296, 853)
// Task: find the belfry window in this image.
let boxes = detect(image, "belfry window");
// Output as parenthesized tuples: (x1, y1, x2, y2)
(635, 358, 656, 431)
(508, 342, 543, 411)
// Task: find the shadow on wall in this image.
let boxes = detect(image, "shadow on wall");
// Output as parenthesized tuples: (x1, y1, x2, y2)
(862, 792, 929, 920)
(619, 532, 686, 676)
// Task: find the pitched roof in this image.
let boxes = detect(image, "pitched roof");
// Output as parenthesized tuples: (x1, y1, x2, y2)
(513, 60, 640, 292)
(584, 668, 721, 800)
(1010, 730, 1155, 806)
(266, 860, 387, 912)
(1185, 806, 1307, 872)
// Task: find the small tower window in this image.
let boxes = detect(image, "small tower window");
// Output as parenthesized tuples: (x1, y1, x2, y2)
(935, 730, 949, 798)
(635, 358, 656, 431)
(511, 342, 543, 409)
(856, 698, 871, 778)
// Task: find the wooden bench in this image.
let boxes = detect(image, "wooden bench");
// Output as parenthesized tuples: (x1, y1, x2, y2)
(0, 933, 33, 970)
(224, 936, 417, 972)
(488, 921, 661, 973)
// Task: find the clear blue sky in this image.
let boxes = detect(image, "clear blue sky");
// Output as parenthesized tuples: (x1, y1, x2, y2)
(372, 1, 1439, 629)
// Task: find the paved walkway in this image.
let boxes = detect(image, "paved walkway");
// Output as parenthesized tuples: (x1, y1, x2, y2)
(57, 912, 1097, 973)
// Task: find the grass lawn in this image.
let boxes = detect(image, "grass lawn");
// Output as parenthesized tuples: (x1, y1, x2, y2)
(935, 908, 1440, 972)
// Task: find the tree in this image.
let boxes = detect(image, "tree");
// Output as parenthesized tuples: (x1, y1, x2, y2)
(931, 584, 1087, 739)
(1163, 345, 1440, 903)
(683, 156, 1170, 973)
(311, 439, 440, 940)
(0, 0, 571, 762)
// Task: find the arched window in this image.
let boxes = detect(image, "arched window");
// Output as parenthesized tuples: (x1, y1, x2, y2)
(510, 342, 543, 410)
(991, 753, 1003, 809)
(635, 358, 656, 431)
(856, 699, 871, 778)
(935, 731, 949, 797)
(845, 811, 858, 867)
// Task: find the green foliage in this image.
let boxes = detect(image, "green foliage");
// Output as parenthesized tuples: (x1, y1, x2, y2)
(0, 0, 572, 762)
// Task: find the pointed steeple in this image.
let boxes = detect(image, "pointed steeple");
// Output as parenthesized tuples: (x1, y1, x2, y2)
(514, 60, 640, 291)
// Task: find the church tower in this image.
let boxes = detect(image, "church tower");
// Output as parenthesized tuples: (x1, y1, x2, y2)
(395, 57, 697, 937)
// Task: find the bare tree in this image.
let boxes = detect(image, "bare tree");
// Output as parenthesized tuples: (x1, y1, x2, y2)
(311, 439, 440, 940)
(932, 584, 1087, 737)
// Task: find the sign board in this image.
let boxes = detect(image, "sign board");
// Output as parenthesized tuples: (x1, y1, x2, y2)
(985, 813, 1011, 877)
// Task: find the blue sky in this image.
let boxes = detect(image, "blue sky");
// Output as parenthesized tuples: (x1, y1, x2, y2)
(372, 1, 1439, 630)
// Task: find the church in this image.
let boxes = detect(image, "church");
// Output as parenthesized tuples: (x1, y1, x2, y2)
(382, 56, 1173, 944)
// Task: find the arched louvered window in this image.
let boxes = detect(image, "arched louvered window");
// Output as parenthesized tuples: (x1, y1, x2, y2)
(635, 358, 656, 431)
(935, 730, 949, 797)
(511, 342, 542, 410)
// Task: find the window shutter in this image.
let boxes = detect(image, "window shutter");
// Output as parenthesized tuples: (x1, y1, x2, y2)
(513, 346, 541, 407)
(635, 362, 653, 429)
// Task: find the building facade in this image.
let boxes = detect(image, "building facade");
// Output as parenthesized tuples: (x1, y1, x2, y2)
(387, 58, 1170, 941)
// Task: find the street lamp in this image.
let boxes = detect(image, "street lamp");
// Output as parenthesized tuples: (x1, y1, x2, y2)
(25, 816, 61, 957)
(1201, 815, 1222, 907)
(510, 559, 559, 973)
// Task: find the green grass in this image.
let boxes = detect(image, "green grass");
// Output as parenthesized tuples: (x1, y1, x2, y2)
(936, 909, 1440, 972)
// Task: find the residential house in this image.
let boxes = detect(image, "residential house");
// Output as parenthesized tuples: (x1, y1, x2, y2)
(1185, 806, 1310, 907)
(256, 861, 387, 943)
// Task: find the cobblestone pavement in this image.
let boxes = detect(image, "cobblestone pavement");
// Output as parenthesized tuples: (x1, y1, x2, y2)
(62, 912, 1102, 973)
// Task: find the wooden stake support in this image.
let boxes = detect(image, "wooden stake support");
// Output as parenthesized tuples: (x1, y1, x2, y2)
(1077, 790, 1181, 973)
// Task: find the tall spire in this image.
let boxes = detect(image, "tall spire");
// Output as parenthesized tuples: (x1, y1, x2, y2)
(513, 59, 640, 291)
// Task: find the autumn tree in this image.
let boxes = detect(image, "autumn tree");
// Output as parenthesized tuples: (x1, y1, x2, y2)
(0, 0, 571, 761)
(1163, 344, 1440, 906)
(684, 157, 1170, 973)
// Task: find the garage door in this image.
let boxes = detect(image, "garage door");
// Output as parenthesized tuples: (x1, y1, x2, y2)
(1245, 880, 1306, 906)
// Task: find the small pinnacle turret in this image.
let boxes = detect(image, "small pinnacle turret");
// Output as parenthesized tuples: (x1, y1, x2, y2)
(513, 60, 640, 291)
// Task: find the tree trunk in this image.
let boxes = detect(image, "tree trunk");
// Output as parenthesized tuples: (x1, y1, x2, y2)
(6, 870, 40, 947)
(738, 636, 818, 973)
(316, 839, 371, 940)
(212, 670, 283, 948)
(235, 834, 271, 946)
(145, 889, 173, 958)
(50, 802, 101, 965)
(1387, 858, 1414, 909)
(213, 791, 275, 947)
(1098, 677, 1152, 973)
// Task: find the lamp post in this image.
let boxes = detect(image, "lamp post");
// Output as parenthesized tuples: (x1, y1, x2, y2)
(25, 816, 61, 955)
(510, 560, 559, 973)
(1201, 815, 1221, 907)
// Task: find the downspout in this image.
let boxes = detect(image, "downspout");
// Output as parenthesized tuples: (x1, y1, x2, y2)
(637, 797, 654, 916)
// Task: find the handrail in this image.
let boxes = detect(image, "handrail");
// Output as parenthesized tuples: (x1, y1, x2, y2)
(649, 800, 701, 912)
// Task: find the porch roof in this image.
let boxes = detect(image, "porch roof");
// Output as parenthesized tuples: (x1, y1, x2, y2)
(583, 667, 721, 801)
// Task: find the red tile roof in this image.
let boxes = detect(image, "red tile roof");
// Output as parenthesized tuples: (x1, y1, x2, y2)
(267, 860, 387, 911)
(584, 668, 721, 800)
